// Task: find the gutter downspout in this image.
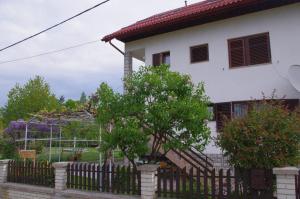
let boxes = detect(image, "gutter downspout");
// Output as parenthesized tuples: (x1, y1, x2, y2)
(109, 40, 124, 55)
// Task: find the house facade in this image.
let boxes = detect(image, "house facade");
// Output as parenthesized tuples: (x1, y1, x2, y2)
(103, 0, 300, 158)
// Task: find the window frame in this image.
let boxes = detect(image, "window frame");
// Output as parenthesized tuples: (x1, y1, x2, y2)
(228, 32, 272, 69)
(152, 51, 170, 66)
(190, 43, 209, 64)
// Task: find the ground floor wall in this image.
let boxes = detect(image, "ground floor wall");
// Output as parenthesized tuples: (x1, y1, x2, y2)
(0, 183, 139, 199)
(204, 121, 221, 154)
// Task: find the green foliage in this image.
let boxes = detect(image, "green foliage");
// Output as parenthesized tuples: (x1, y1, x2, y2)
(0, 109, 4, 135)
(97, 65, 211, 164)
(62, 121, 99, 141)
(1, 76, 59, 126)
(28, 141, 44, 154)
(64, 99, 78, 110)
(217, 100, 300, 169)
(0, 140, 19, 159)
(79, 92, 87, 104)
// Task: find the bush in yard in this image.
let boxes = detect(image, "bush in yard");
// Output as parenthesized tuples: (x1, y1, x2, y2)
(217, 99, 300, 169)
(28, 141, 44, 154)
(0, 139, 19, 159)
(96, 65, 211, 166)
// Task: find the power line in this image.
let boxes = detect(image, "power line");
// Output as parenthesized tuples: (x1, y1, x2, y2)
(0, 40, 99, 65)
(0, 0, 110, 52)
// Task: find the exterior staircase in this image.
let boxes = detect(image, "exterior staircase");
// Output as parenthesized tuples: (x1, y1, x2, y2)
(151, 135, 214, 174)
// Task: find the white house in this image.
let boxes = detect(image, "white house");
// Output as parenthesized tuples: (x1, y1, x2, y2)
(102, 0, 300, 165)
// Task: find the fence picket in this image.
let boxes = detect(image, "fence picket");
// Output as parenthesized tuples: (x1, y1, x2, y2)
(170, 168, 174, 198)
(97, 164, 100, 191)
(120, 166, 125, 193)
(296, 170, 300, 199)
(204, 169, 208, 198)
(189, 168, 193, 198)
(219, 169, 223, 199)
(137, 170, 141, 195)
(111, 165, 115, 193)
(79, 163, 83, 190)
(176, 167, 180, 197)
(116, 165, 120, 194)
(92, 164, 96, 191)
(226, 169, 231, 197)
(126, 165, 130, 194)
(83, 163, 87, 190)
(182, 168, 187, 198)
(157, 168, 161, 197)
(196, 168, 201, 198)
(212, 169, 216, 199)
(163, 168, 167, 197)
(106, 165, 110, 192)
(132, 167, 136, 194)
(88, 164, 92, 191)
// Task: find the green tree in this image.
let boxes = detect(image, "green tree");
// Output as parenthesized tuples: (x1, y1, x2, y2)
(79, 92, 87, 104)
(65, 99, 78, 110)
(0, 107, 4, 132)
(217, 100, 300, 169)
(2, 76, 59, 125)
(97, 65, 211, 165)
(58, 95, 65, 104)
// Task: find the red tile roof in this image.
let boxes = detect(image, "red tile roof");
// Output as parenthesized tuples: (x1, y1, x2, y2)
(102, 0, 299, 42)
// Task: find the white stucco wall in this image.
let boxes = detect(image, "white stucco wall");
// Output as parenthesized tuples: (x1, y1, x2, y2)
(125, 4, 300, 154)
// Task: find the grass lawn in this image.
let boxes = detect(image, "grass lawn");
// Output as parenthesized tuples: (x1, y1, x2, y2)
(37, 147, 123, 163)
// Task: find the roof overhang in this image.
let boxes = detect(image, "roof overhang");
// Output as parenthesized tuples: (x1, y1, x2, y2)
(102, 0, 300, 43)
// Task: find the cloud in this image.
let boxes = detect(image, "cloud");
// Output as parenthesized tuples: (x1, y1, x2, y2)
(0, 0, 201, 106)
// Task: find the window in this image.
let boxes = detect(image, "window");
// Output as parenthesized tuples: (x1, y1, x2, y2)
(208, 105, 215, 121)
(214, 102, 232, 131)
(190, 44, 209, 63)
(233, 103, 248, 118)
(228, 33, 271, 68)
(152, 51, 170, 66)
(214, 99, 299, 132)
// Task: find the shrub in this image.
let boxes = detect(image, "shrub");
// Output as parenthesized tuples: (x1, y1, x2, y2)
(217, 100, 300, 169)
(28, 141, 44, 154)
(0, 140, 19, 159)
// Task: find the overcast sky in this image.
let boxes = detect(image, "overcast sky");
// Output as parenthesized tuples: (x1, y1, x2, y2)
(0, 0, 201, 106)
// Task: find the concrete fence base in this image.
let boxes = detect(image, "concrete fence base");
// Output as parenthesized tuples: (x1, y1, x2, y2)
(137, 164, 159, 199)
(0, 183, 139, 199)
(273, 167, 299, 199)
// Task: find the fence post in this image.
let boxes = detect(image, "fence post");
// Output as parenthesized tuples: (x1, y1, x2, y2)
(53, 162, 69, 190)
(273, 167, 299, 199)
(137, 164, 159, 199)
(0, 160, 10, 184)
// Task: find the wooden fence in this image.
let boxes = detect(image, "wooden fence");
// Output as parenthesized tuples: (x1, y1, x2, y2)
(296, 170, 300, 199)
(157, 167, 238, 199)
(7, 160, 55, 187)
(66, 163, 141, 195)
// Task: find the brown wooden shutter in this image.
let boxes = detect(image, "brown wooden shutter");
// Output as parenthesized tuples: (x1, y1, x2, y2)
(248, 33, 271, 65)
(153, 53, 161, 66)
(215, 102, 232, 132)
(228, 39, 246, 68)
(190, 44, 209, 63)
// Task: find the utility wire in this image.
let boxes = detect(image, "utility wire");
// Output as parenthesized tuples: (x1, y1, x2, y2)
(0, 40, 99, 65)
(0, 0, 110, 52)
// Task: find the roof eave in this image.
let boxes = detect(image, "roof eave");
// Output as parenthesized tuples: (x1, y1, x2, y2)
(102, 0, 300, 43)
